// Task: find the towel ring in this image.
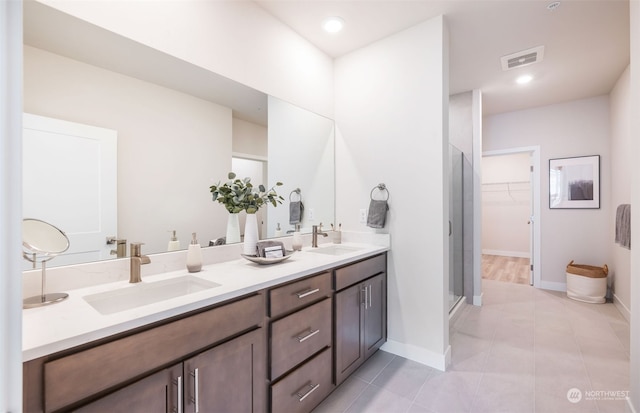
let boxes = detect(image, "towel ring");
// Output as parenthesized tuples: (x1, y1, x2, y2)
(370, 183, 389, 201)
(289, 188, 301, 202)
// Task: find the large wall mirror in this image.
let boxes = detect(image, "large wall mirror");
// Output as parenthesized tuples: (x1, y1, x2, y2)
(23, 1, 335, 268)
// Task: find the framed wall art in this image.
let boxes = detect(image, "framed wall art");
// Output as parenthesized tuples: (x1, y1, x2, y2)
(549, 155, 600, 209)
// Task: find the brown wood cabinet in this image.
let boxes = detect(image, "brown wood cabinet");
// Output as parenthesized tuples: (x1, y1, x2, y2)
(24, 252, 387, 413)
(74, 364, 182, 413)
(75, 328, 264, 413)
(24, 293, 266, 413)
(335, 260, 386, 385)
(268, 272, 334, 412)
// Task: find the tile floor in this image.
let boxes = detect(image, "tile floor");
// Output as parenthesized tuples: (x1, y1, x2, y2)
(313, 279, 630, 413)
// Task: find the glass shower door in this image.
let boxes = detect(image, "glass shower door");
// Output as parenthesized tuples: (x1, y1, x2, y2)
(449, 145, 464, 312)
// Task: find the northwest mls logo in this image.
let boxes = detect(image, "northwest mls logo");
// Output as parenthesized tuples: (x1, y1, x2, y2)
(567, 388, 583, 403)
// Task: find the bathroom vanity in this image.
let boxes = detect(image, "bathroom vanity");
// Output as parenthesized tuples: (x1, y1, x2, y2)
(22, 242, 388, 413)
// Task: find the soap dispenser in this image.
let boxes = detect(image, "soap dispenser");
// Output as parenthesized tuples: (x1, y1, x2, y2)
(167, 230, 181, 251)
(292, 224, 302, 251)
(186, 232, 202, 273)
(274, 223, 283, 237)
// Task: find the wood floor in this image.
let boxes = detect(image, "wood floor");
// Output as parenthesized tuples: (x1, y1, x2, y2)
(482, 254, 531, 285)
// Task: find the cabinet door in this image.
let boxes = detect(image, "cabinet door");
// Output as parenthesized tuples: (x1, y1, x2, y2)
(335, 283, 364, 385)
(184, 328, 265, 413)
(74, 363, 182, 413)
(364, 273, 386, 359)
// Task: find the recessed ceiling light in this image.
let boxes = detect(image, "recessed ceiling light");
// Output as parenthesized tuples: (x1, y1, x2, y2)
(547, 1, 561, 11)
(323, 17, 344, 34)
(516, 75, 533, 84)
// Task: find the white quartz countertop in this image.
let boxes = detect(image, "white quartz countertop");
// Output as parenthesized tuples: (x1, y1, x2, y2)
(23, 242, 388, 362)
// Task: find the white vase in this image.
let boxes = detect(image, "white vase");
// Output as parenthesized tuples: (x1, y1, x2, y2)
(243, 213, 259, 255)
(226, 213, 241, 244)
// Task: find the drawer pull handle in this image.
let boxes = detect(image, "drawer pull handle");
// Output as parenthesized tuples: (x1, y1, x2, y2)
(297, 328, 320, 343)
(190, 368, 199, 413)
(296, 288, 320, 299)
(173, 375, 183, 413)
(296, 383, 320, 402)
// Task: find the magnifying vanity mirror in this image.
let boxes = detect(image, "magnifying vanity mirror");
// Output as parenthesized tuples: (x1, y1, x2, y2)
(22, 218, 70, 307)
(22, 1, 335, 269)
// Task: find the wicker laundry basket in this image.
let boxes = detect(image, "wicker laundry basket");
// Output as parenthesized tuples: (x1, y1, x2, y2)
(566, 260, 608, 304)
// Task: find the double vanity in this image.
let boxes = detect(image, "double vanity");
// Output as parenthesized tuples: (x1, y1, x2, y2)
(23, 237, 389, 412)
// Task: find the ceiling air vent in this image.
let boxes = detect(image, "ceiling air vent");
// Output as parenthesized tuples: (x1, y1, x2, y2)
(500, 46, 545, 71)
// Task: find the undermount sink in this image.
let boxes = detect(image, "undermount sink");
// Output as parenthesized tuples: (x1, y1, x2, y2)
(83, 276, 221, 315)
(308, 245, 362, 256)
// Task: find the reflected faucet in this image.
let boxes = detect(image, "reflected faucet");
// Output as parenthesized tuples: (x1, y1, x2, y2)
(109, 239, 127, 258)
(311, 224, 328, 248)
(129, 242, 151, 283)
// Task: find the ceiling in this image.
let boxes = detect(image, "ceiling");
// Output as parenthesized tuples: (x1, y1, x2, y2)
(254, 0, 630, 115)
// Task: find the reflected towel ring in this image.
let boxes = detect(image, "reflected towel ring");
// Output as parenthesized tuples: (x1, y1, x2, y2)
(370, 183, 389, 201)
(289, 188, 301, 202)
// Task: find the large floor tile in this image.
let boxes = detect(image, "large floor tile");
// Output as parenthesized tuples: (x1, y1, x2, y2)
(352, 350, 396, 384)
(344, 384, 412, 413)
(470, 372, 534, 413)
(313, 376, 369, 413)
(371, 356, 434, 400)
(413, 371, 482, 413)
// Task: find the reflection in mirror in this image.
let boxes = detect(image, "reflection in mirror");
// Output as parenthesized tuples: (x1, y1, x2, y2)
(267, 96, 335, 236)
(22, 218, 70, 308)
(22, 1, 335, 268)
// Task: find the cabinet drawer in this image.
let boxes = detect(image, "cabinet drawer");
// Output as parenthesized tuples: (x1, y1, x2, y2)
(271, 348, 333, 413)
(269, 271, 331, 317)
(44, 293, 264, 413)
(271, 298, 331, 379)
(335, 253, 386, 291)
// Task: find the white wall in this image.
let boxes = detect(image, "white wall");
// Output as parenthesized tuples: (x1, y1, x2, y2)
(609, 66, 631, 320)
(0, 1, 23, 410)
(628, 1, 640, 411)
(37, 0, 334, 119)
(484, 96, 611, 289)
(481, 153, 531, 257)
(24, 46, 233, 254)
(335, 16, 450, 369)
(232, 118, 267, 158)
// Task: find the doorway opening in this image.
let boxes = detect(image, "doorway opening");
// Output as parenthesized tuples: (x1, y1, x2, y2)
(481, 146, 541, 288)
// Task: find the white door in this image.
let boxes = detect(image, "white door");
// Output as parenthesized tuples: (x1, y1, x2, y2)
(23, 113, 117, 267)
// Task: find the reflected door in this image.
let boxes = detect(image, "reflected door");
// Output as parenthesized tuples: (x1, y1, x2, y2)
(23, 113, 117, 267)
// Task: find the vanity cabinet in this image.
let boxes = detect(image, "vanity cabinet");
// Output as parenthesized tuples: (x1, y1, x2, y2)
(24, 293, 266, 413)
(74, 363, 182, 413)
(334, 255, 387, 385)
(268, 271, 334, 412)
(75, 328, 264, 413)
(23, 251, 388, 413)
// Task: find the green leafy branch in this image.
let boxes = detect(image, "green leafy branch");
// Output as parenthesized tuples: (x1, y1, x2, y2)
(210, 172, 284, 214)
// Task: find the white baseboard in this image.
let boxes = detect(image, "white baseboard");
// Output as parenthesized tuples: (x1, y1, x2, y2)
(482, 249, 530, 258)
(613, 293, 631, 322)
(473, 293, 483, 306)
(539, 280, 567, 292)
(381, 339, 449, 372)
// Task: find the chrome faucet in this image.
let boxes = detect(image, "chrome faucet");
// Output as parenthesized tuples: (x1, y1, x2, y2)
(311, 224, 328, 248)
(129, 242, 150, 283)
